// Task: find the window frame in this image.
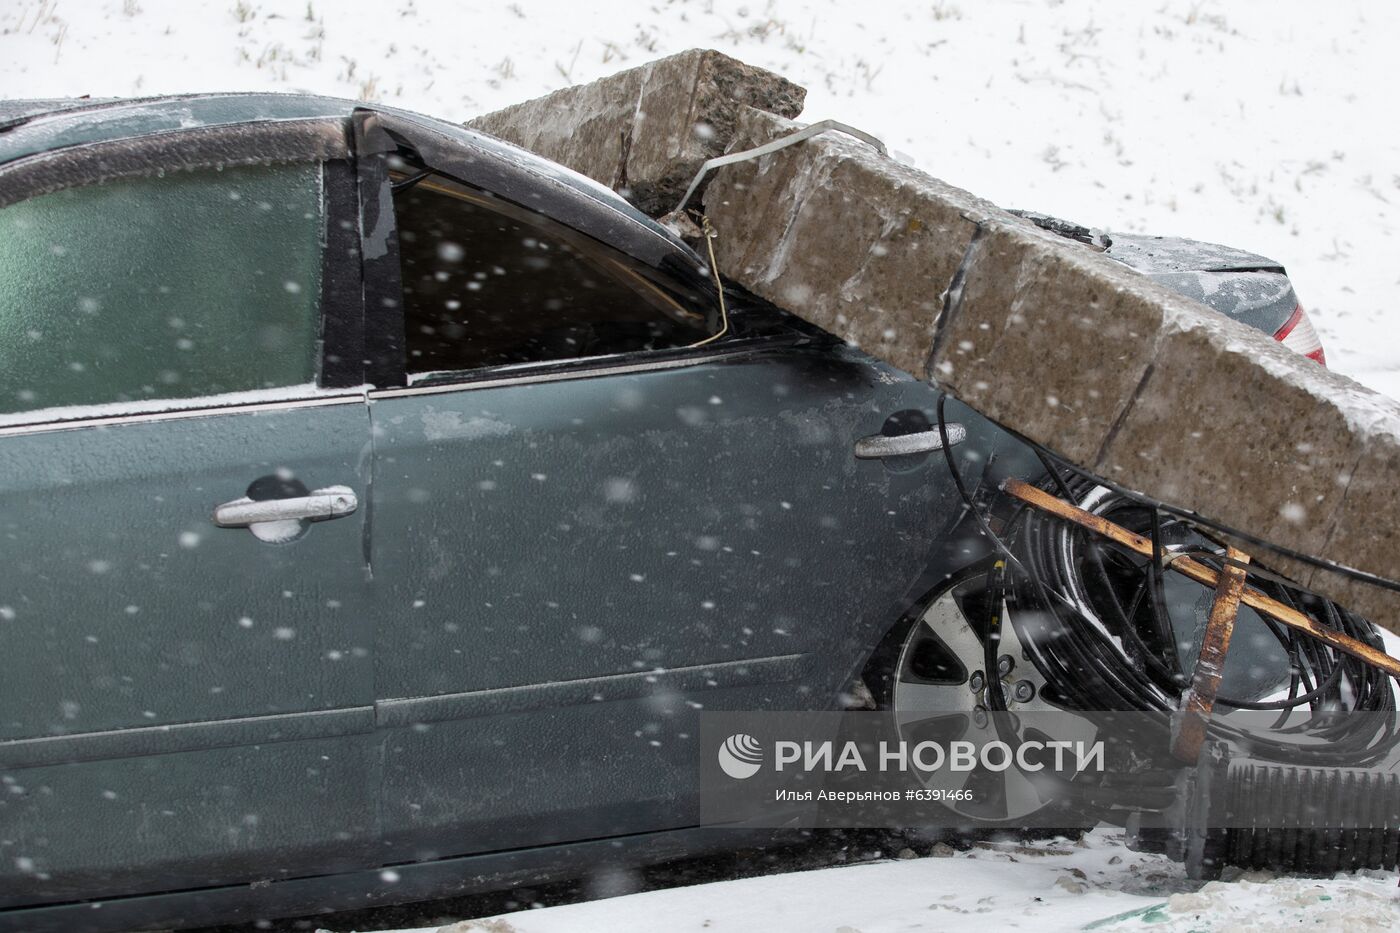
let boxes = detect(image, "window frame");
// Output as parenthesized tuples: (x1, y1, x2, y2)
(0, 118, 365, 434)
(353, 108, 784, 399)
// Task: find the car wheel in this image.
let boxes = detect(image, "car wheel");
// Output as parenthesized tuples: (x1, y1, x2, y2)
(862, 564, 1099, 834)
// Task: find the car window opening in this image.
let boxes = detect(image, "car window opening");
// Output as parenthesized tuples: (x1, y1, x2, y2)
(388, 162, 719, 377)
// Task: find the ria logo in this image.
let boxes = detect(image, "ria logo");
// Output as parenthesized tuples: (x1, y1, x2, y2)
(718, 733, 763, 779)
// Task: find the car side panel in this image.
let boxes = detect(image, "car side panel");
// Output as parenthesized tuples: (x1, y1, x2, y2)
(367, 343, 992, 861)
(0, 406, 377, 906)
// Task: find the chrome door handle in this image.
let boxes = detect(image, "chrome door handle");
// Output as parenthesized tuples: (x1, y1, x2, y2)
(213, 485, 359, 527)
(854, 424, 966, 459)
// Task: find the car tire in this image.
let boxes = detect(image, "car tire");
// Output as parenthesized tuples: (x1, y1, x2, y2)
(859, 562, 1096, 839)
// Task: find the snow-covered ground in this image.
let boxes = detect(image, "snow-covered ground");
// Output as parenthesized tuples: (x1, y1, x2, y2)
(5, 2, 1400, 930)
(3, 0, 1399, 395)
(370, 829, 1400, 933)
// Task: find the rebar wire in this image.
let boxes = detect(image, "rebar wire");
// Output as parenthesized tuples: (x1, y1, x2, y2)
(671, 119, 888, 217)
(686, 214, 730, 349)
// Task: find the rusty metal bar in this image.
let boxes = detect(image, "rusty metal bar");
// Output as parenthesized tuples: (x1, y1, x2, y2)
(1002, 478, 1400, 680)
(1172, 547, 1250, 763)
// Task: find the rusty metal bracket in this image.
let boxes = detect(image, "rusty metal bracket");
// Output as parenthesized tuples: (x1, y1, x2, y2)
(1172, 547, 1249, 763)
(1002, 478, 1400, 680)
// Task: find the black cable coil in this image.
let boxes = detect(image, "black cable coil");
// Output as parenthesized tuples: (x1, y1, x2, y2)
(1002, 469, 1399, 768)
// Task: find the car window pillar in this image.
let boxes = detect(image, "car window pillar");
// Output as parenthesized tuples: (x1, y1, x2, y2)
(319, 155, 368, 389)
(353, 109, 408, 389)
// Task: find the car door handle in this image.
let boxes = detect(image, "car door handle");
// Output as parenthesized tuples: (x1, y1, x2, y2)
(853, 424, 966, 459)
(213, 486, 359, 527)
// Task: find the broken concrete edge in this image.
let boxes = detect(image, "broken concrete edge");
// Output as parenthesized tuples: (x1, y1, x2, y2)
(467, 49, 805, 216)
(701, 106, 1400, 634)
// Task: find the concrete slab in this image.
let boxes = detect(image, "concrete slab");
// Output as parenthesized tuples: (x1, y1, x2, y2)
(467, 48, 805, 216)
(702, 107, 1400, 634)
(468, 53, 1400, 634)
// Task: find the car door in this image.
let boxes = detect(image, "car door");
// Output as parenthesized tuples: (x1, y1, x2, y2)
(0, 120, 377, 907)
(358, 112, 968, 864)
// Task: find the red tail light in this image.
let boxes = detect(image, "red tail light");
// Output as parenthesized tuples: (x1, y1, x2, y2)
(1274, 304, 1326, 366)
